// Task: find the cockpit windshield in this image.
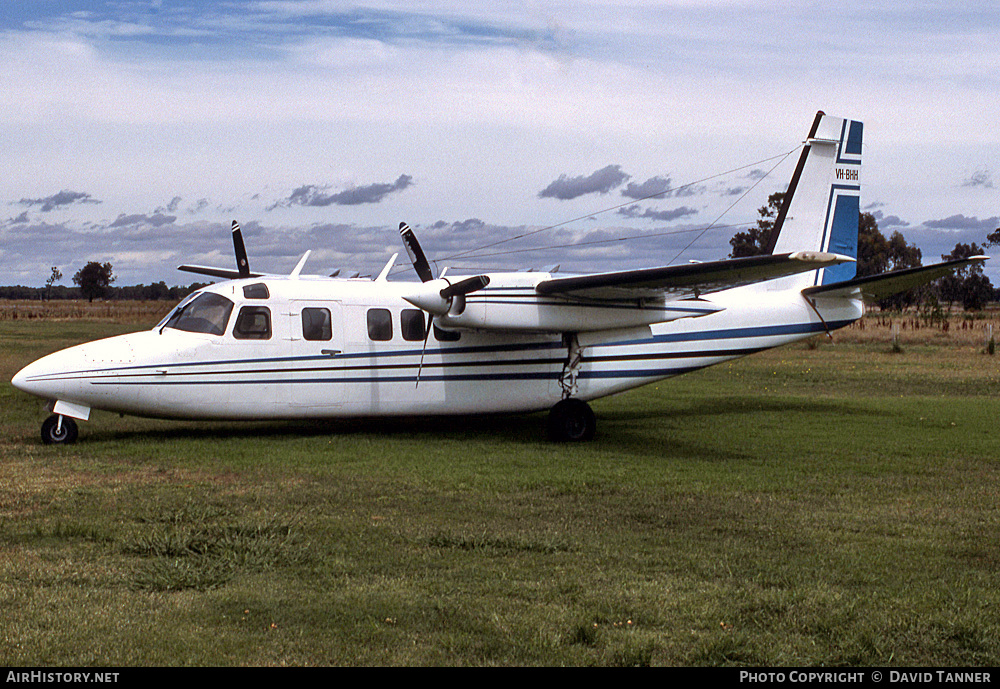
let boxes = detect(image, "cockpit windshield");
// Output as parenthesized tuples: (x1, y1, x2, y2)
(158, 292, 235, 336)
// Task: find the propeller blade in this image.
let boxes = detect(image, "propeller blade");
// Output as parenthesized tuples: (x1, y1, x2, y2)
(415, 313, 433, 388)
(439, 275, 490, 299)
(399, 222, 434, 283)
(232, 220, 250, 278)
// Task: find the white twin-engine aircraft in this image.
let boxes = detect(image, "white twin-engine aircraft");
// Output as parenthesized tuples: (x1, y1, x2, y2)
(12, 112, 987, 444)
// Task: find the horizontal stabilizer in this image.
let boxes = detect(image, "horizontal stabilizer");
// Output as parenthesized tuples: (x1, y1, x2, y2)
(535, 251, 854, 299)
(802, 256, 989, 301)
(178, 264, 263, 280)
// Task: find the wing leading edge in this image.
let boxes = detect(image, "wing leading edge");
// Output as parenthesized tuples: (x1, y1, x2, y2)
(534, 251, 854, 299)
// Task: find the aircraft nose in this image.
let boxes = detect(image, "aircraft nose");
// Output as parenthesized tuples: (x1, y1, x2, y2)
(10, 344, 92, 401)
(11, 365, 29, 392)
(12, 357, 53, 398)
(12, 332, 150, 404)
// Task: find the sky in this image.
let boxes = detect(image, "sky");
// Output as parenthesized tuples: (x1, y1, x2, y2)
(2, 1, 999, 287)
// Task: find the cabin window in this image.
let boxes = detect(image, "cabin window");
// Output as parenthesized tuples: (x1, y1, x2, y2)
(234, 306, 272, 340)
(243, 283, 270, 299)
(433, 325, 461, 342)
(366, 308, 392, 341)
(302, 308, 332, 341)
(400, 309, 426, 342)
(161, 292, 234, 336)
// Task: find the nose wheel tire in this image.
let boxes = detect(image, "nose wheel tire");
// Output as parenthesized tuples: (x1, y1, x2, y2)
(41, 415, 78, 445)
(547, 398, 596, 442)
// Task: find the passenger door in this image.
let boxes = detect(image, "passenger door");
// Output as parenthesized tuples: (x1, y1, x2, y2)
(227, 302, 285, 416)
(288, 300, 345, 411)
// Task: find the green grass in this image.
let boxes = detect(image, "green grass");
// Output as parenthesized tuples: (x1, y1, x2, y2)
(2, 320, 999, 666)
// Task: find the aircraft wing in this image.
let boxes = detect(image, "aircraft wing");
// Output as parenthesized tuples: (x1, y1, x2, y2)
(801, 256, 989, 301)
(534, 251, 854, 299)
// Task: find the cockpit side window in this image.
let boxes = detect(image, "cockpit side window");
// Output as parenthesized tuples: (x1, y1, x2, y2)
(161, 292, 235, 336)
(243, 283, 270, 299)
(234, 306, 272, 340)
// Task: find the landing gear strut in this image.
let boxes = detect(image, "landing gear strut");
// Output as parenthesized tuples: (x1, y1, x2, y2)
(547, 398, 596, 442)
(548, 333, 596, 441)
(41, 414, 78, 445)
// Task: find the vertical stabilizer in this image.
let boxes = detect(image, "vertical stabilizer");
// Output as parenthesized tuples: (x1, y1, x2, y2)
(768, 112, 863, 286)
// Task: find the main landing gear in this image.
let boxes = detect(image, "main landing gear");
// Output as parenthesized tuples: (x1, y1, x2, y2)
(547, 333, 596, 442)
(41, 414, 78, 445)
(547, 398, 596, 442)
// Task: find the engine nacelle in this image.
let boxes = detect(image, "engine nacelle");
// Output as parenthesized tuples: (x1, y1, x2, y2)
(435, 295, 722, 332)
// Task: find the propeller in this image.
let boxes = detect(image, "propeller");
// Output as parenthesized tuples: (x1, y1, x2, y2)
(232, 220, 250, 278)
(399, 222, 434, 283)
(440, 275, 490, 299)
(398, 222, 491, 386)
(398, 221, 490, 312)
(410, 274, 492, 386)
(177, 220, 260, 279)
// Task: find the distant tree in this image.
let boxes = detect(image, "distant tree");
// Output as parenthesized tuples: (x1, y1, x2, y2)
(730, 192, 785, 258)
(886, 230, 922, 271)
(44, 266, 62, 301)
(856, 212, 889, 277)
(958, 273, 995, 311)
(73, 261, 115, 302)
(143, 281, 170, 300)
(987, 227, 1000, 248)
(937, 242, 993, 310)
(174, 283, 210, 300)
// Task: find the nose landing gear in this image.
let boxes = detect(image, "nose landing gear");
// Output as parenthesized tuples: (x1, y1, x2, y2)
(41, 414, 78, 445)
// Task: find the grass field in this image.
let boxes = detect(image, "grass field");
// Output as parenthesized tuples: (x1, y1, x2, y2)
(1, 303, 999, 666)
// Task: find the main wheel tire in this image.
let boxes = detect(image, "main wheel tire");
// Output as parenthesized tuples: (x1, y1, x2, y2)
(41, 415, 78, 445)
(547, 398, 596, 442)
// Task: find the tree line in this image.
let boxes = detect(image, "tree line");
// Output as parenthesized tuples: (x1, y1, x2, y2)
(730, 192, 998, 311)
(1, 261, 207, 303)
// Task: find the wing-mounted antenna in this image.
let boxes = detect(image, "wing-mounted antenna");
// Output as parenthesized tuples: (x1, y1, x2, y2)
(289, 251, 311, 279)
(376, 254, 398, 282)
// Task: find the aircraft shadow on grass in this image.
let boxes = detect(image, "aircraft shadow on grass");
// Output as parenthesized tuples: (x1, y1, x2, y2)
(81, 395, 888, 463)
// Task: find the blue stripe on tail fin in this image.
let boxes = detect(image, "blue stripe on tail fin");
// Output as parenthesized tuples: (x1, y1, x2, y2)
(822, 192, 860, 284)
(844, 120, 864, 157)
